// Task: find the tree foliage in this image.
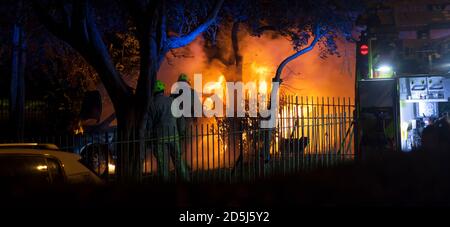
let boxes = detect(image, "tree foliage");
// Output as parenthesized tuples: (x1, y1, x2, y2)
(206, 0, 363, 84)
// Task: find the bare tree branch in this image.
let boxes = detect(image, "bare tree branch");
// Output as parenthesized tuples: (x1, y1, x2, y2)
(167, 0, 224, 49)
(274, 25, 323, 82)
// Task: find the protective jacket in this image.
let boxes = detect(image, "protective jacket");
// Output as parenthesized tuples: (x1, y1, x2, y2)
(147, 92, 179, 141)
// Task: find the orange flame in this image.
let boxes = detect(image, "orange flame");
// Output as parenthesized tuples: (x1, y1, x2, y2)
(74, 121, 84, 135)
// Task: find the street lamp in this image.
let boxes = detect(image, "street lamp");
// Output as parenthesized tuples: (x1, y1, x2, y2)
(374, 64, 394, 78)
(377, 65, 393, 73)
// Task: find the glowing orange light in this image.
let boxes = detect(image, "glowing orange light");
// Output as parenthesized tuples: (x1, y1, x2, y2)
(36, 165, 48, 171)
(74, 121, 84, 135)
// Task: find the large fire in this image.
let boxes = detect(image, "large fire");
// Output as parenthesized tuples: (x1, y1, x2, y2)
(202, 61, 272, 111)
(95, 31, 354, 127)
(94, 30, 354, 172)
(70, 25, 358, 176)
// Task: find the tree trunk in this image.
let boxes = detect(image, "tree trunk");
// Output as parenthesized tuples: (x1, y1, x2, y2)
(114, 31, 163, 181)
(10, 24, 26, 140)
(115, 102, 145, 182)
(231, 21, 246, 177)
(231, 21, 243, 81)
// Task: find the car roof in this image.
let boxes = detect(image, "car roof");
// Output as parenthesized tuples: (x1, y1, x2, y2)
(0, 148, 79, 159)
(0, 143, 59, 150)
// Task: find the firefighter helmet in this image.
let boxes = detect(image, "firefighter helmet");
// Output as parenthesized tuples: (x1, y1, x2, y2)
(154, 80, 166, 94)
(178, 73, 189, 82)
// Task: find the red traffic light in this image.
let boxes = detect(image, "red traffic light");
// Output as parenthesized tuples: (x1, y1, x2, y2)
(360, 44, 369, 56)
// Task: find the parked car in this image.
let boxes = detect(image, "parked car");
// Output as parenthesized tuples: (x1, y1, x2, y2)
(79, 142, 115, 177)
(0, 143, 103, 185)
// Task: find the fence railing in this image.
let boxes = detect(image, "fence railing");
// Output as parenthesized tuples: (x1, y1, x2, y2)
(0, 98, 56, 137)
(0, 95, 355, 183)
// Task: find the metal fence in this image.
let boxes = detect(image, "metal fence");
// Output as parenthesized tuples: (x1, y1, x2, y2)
(0, 98, 54, 137)
(0, 95, 355, 183)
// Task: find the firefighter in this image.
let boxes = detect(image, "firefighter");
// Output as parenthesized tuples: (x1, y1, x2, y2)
(171, 73, 199, 138)
(147, 80, 190, 182)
